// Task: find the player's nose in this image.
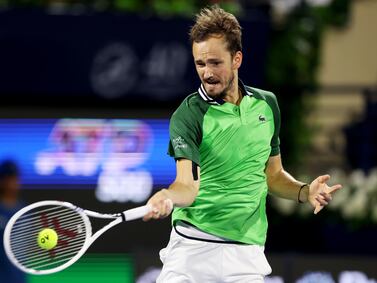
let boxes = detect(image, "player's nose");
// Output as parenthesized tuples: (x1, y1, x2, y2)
(203, 67, 214, 80)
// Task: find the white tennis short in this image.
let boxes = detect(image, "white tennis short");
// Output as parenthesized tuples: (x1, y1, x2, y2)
(156, 226, 272, 283)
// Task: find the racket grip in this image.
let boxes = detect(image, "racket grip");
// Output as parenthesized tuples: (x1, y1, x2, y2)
(123, 205, 152, 221)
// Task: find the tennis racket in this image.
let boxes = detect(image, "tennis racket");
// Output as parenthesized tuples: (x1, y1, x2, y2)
(3, 200, 151, 275)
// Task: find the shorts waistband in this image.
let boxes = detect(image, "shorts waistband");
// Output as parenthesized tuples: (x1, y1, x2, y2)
(174, 220, 247, 245)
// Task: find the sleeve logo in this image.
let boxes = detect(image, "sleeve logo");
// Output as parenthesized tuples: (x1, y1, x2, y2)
(172, 136, 188, 150)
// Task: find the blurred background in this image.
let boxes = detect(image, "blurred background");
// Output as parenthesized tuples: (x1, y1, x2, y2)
(0, 0, 376, 282)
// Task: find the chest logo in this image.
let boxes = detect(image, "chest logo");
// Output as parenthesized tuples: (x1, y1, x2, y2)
(258, 115, 266, 122)
(172, 136, 188, 150)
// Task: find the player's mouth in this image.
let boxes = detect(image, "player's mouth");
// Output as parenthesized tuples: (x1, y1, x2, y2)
(205, 80, 221, 87)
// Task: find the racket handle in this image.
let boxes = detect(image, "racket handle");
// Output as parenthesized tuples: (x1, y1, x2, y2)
(123, 205, 152, 221)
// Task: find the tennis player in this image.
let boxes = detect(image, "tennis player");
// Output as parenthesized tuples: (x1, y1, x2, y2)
(144, 5, 342, 282)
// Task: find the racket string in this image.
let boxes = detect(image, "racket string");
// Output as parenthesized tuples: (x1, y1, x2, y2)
(10, 213, 84, 241)
(13, 237, 85, 261)
(14, 205, 74, 225)
(27, 253, 85, 270)
(8, 204, 89, 271)
(16, 238, 85, 262)
(10, 208, 81, 232)
(11, 222, 86, 255)
(17, 239, 86, 266)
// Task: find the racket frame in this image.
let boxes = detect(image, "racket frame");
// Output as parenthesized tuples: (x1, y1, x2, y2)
(3, 200, 150, 275)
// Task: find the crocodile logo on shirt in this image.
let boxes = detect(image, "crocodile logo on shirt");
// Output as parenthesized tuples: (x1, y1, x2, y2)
(258, 115, 266, 122)
(172, 136, 187, 150)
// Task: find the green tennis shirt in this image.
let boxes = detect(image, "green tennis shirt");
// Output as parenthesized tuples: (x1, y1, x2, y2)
(168, 80, 281, 245)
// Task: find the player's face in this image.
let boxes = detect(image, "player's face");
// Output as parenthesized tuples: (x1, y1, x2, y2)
(192, 35, 242, 99)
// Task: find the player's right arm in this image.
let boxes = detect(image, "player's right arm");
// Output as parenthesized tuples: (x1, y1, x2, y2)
(143, 158, 200, 221)
(144, 95, 204, 221)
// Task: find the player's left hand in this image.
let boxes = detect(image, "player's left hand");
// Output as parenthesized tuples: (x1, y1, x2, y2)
(308, 175, 342, 214)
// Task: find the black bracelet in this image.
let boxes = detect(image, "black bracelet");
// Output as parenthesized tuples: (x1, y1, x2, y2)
(298, 184, 309, 204)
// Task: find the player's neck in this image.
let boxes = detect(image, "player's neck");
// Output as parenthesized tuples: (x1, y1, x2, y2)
(223, 79, 241, 106)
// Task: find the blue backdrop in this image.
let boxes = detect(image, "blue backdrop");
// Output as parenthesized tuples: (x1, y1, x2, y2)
(0, 119, 175, 187)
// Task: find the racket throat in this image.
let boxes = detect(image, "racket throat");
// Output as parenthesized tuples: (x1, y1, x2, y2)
(121, 212, 126, 222)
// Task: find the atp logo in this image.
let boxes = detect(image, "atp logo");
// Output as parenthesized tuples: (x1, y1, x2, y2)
(34, 119, 154, 203)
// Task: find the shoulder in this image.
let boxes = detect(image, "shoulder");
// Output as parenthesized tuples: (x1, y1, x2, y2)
(245, 86, 280, 111)
(172, 92, 210, 121)
(245, 86, 278, 103)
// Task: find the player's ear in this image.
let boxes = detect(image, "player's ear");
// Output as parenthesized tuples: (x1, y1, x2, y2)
(232, 51, 242, 70)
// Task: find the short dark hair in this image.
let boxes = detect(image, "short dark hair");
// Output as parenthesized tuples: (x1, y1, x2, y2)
(189, 5, 242, 56)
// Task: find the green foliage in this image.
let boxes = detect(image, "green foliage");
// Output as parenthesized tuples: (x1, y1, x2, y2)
(114, 0, 144, 13)
(266, 0, 350, 169)
(0, 0, 241, 16)
(267, 0, 350, 90)
(150, 0, 196, 18)
(316, 0, 351, 27)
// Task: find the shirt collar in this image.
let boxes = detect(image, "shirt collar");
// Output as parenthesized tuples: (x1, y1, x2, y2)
(197, 79, 252, 105)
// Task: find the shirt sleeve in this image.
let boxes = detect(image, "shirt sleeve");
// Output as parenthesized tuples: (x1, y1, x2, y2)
(265, 91, 281, 156)
(167, 107, 202, 166)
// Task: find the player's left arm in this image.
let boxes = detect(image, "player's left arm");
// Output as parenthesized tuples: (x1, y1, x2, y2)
(266, 154, 342, 214)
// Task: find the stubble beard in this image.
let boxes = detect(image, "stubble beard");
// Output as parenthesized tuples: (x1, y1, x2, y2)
(205, 73, 235, 100)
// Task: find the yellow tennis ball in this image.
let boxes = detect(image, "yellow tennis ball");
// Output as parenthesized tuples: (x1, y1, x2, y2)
(37, 228, 58, 250)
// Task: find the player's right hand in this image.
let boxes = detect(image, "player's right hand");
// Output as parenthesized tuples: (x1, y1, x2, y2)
(143, 189, 174, 221)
